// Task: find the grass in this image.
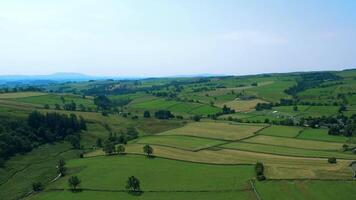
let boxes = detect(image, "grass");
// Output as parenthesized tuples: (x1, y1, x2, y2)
(130, 98, 220, 115)
(16, 94, 96, 109)
(242, 135, 343, 151)
(255, 180, 356, 200)
(133, 135, 226, 151)
(0, 142, 80, 200)
(159, 122, 265, 140)
(221, 142, 356, 159)
(30, 155, 256, 200)
(245, 80, 295, 102)
(119, 144, 353, 180)
(297, 128, 350, 143)
(32, 190, 256, 200)
(257, 125, 304, 138)
(0, 92, 46, 99)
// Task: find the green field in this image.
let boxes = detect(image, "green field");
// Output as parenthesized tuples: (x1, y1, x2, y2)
(15, 94, 96, 109)
(257, 125, 304, 138)
(255, 180, 356, 200)
(30, 155, 256, 200)
(297, 128, 350, 143)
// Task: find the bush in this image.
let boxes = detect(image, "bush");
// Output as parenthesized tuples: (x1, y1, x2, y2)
(32, 182, 44, 192)
(256, 175, 266, 181)
(328, 157, 337, 164)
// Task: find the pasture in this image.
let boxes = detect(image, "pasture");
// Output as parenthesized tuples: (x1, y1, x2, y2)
(297, 128, 350, 143)
(30, 155, 256, 200)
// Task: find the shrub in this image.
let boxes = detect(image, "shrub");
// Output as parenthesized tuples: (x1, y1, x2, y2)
(328, 157, 337, 164)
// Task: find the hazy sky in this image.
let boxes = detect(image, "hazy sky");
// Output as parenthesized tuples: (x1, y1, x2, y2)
(0, 0, 355, 76)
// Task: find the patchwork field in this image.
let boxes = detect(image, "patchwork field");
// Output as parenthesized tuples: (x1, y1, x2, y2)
(218, 99, 268, 112)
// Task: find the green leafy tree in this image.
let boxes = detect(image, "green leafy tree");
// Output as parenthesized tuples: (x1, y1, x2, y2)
(57, 159, 67, 176)
(143, 110, 151, 118)
(32, 182, 44, 192)
(143, 144, 153, 157)
(117, 144, 125, 155)
(68, 176, 81, 191)
(104, 140, 116, 155)
(126, 176, 141, 192)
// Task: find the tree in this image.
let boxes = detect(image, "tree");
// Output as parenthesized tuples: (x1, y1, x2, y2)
(68, 176, 81, 191)
(154, 110, 174, 119)
(94, 95, 112, 111)
(57, 159, 67, 176)
(44, 104, 50, 109)
(328, 157, 337, 164)
(192, 115, 201, 122)
(126, 176, 140, 192)
(117, 144, 125, 155)
(54, 104, 61, 110)
(67, 135, 81, 149)
(104, 140, 116, 155)
(96, 138, 103, 147)
(143, 111, 151, 118)
(143, 144, 153, 157)
(255, 162, 266, 181)
(32, 182, 44, 192)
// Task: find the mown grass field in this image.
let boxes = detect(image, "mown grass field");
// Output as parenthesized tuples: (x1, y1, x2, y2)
(221, 142, 355, 159)
(242, 135, 343, 151)
(133, 135, 226, 151)
(159, 122, 265, 140)
(218, 99, 267, 112)
(29, 155, 257, 200)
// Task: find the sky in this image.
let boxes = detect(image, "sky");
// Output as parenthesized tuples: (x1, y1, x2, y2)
(0, 0, 355, 77)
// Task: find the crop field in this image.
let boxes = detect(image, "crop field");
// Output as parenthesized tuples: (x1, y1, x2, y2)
(132, 135, 226, 151)
(257, 125, 304, 138)
(30, 155, 257, 200)
(159, 121, 265, 140)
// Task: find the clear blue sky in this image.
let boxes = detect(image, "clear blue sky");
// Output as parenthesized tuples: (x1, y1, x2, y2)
(0, 0, 355, 76)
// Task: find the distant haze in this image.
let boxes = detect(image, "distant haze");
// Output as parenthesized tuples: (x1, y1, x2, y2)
(0, 0, 355, 77)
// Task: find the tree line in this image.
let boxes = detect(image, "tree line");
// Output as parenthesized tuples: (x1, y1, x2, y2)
(0, 111, 86, 167)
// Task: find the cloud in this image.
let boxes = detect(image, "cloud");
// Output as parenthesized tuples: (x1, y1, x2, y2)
(221, 30, 288, 45)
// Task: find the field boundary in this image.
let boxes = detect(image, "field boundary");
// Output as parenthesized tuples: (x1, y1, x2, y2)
(83, 152, 255, 166)
(249, 179, 261, 200)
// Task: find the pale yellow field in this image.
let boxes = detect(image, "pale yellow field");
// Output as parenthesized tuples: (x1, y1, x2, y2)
(218, 99, 268, 111)
(242, 135, 343, 151)
(159, 121, 266, 140)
